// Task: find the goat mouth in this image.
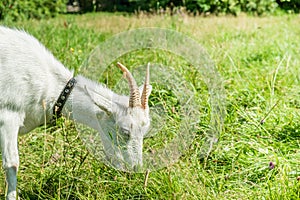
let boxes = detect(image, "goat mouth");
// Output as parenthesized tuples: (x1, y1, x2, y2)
(133, 164, 143, 172)
(101, 147, 143, 172)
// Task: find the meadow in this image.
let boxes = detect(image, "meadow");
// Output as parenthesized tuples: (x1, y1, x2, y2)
(0, 12, 300, 199)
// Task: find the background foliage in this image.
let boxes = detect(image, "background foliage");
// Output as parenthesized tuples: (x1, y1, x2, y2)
(96, 0, 299, 15)
(0, 0, 66, 21)
(1, 0, 300, 21)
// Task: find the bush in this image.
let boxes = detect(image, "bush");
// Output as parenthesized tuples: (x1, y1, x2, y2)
(242, 0, 278, 15)
(96, 0, 135, 12)
(184, 0, 278, 15)
(0, 0, 299, 21)
(277, 0, 300, 13)
(101, 0, 298, 15)
(0, 0, 66, 21)
(99, 0, 281, 15)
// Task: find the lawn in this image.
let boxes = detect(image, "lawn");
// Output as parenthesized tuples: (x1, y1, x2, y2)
(1, 12, 300, 199)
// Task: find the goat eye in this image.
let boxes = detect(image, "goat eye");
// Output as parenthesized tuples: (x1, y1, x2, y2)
(121, 128, 130, 136)
(118, 128, 130, 143)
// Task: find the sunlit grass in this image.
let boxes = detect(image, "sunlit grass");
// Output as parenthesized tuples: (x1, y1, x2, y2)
(0, 12, 300, 199)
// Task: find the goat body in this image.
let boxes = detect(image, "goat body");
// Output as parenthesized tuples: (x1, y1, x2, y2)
(0, 26, 151, 200)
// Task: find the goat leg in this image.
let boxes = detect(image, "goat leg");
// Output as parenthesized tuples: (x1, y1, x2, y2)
(0, 110, 24, 200)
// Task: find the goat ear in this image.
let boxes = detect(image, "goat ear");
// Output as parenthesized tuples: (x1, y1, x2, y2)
(84, 86, 113, 116)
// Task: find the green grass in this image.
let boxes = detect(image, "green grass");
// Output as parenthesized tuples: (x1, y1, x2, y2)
(1, 12, 300, 199)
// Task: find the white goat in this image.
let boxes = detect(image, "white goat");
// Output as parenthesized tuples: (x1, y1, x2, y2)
(0, 26, 151, 200)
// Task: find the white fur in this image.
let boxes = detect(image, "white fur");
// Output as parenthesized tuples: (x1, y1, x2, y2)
(0, 26, 151, 200)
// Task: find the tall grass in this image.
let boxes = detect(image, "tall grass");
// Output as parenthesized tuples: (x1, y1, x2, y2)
(1, 13, 300, 199)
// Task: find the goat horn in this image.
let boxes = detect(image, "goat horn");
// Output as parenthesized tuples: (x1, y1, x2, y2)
(117, 62, 141, 107)
(141, 63, 150, 109)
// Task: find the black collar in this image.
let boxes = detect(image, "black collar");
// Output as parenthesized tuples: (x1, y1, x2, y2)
(52, 77, 77, 121)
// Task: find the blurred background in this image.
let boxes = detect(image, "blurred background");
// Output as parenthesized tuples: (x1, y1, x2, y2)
(1, 0, 300, 22)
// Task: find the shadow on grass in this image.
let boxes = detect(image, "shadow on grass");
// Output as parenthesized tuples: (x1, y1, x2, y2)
(276, 123, 300, 142)
(18, 171, 82, 200)
(19, 185, 80, 200)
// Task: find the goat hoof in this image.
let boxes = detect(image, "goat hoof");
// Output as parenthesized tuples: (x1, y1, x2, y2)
(6, 191, 17, 200)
